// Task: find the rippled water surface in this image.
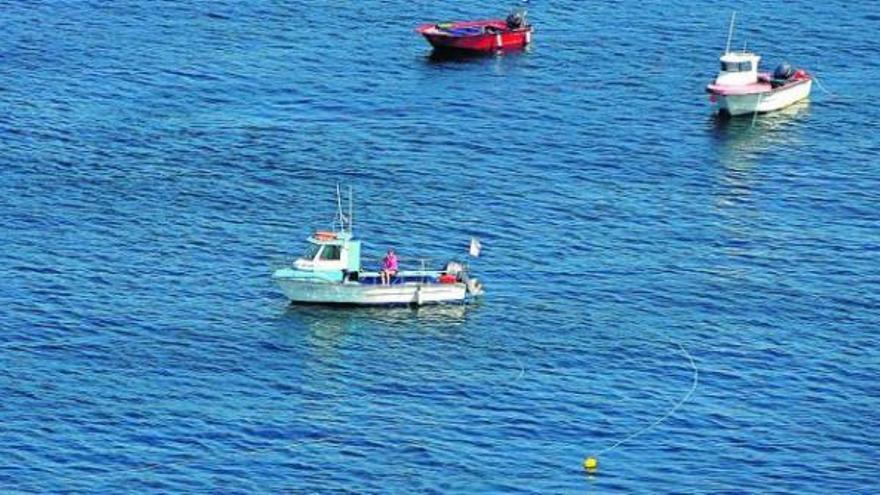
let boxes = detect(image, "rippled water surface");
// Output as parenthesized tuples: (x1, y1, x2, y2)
(2, 1, 879, 493)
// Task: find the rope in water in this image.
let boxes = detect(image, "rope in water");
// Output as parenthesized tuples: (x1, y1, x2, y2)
(810, 72, 836, 97)
(596, 341, 698, 457)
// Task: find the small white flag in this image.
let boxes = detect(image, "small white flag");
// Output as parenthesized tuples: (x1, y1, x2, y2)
(469, 237, 481, 257)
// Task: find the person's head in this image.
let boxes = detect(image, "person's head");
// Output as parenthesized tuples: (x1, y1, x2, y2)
(387, 248, 395, 255)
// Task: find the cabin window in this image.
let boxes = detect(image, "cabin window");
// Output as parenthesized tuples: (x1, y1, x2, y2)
(721, 61, 753, 72)
(302, 244, 321, 260)
(319, 245, 341, 261)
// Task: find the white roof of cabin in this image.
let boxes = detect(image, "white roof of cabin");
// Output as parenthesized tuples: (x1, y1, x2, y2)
(720, 51, 760, 63)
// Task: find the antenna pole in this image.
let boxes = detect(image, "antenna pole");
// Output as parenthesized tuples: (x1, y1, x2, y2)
(348, 186, 353, 233)
(336, 183, 344, 231)
(725, 12, 737, 54)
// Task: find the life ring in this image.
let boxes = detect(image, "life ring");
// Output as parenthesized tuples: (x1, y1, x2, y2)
(314, 231, 337, 241)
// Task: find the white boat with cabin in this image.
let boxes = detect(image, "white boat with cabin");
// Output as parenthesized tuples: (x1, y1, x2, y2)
(272, 188, 484, 306)
(706, 14, 812, 116)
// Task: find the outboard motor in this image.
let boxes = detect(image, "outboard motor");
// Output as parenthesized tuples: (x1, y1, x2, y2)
(773, 62, 795, 80)
(506, 10, 525, 29)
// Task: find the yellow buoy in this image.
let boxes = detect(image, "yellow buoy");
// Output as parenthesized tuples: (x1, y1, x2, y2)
(583, 457, 598, 471)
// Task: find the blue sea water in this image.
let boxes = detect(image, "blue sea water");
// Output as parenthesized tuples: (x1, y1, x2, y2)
(2, 0, 880, 493)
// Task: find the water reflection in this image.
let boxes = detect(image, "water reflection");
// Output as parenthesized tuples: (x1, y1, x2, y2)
(425, 49, 492, 64)
(425, 45, 530, 64)
(709, 99, 811, 154)
(709, 100, 811, 207)
(706, 100, 812, 280)
(278, 303, 474, 344)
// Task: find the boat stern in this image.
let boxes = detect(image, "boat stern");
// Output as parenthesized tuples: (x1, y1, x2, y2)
(465, 277, 485, 298)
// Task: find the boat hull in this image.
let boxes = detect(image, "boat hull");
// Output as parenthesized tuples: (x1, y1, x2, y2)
(710, 79, 812, 116)
(416, 20, 532, 53)
(275, 279, 470, 306)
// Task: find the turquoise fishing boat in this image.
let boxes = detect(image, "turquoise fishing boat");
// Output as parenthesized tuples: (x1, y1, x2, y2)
(272, 188, 484, 306)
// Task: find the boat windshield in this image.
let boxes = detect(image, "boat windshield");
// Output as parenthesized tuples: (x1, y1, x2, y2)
(301, 243, 321, 260)
(320, 245, 341, 260)
(721, 61, 753, 72)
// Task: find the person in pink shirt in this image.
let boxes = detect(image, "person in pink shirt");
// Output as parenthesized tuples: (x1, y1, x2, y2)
(380, 248, 398, 285)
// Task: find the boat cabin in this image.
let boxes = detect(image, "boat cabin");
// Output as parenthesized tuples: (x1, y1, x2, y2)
(286, 230, 449, 286)
(292, 230, 361, 282)
(715, 52, 760, 86)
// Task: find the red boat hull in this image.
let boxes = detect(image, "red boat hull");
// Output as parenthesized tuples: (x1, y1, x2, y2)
(416, 19, 532, 52)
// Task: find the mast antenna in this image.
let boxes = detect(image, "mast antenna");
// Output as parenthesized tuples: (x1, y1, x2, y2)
(348, 186, 353, 233)
(335, 183, 345, 232)
(725, 12, 737, 54)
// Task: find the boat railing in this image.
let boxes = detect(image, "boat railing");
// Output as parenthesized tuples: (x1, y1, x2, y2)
(360, 256, 448, 272)
(270, 256, 460, 273)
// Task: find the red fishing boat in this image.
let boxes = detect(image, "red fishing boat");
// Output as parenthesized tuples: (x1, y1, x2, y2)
(416, 10, 533, 53)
